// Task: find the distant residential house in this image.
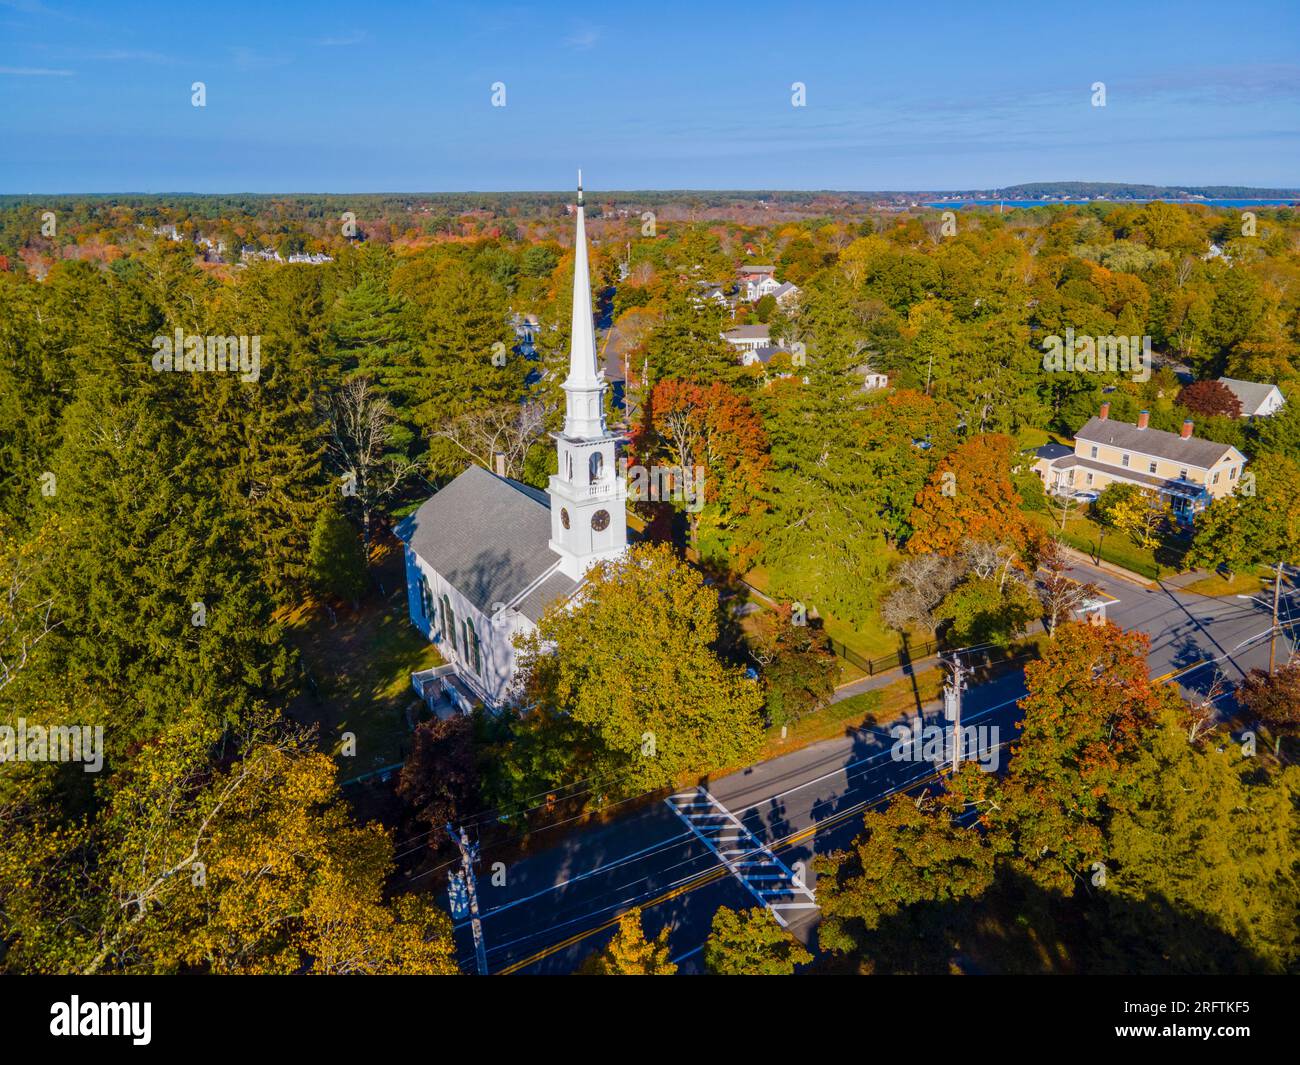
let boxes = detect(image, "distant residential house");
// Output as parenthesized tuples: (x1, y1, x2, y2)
(690, 282, 729, 309)
(1030, 402, 1246, 524)
(239, 246, 283, 263)
(287, 251, 335, 265)
(1216, 377, 1286, 419)
(510, 312, 540, 343)
(721, 324, 770, 354)
(196, 236, 228, 262)
(770, 280, 801, 307)
(857, 366, 888, 391)
(740, 344, 789, 367)
(738, 265, 779, 301)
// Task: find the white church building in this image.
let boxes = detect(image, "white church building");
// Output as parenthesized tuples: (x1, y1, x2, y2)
(396, 174, 627, 711)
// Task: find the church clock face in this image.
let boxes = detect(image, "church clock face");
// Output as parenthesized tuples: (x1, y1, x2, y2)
(560, 508, 570, 530)
(591, 509, 610, 532)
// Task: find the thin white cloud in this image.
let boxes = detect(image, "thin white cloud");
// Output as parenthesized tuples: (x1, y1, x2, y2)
(312, 31, 366, 47)
(0, 65, 72, 75)
(564, 24, 600, 50)
(81, 49, 180, 64)
(231, 46, 291, 70)
(0, 0, 86, 24)
(0, 0, 58, 13)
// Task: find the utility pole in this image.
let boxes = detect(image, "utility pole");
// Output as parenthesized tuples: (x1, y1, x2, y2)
(1269, 559, 1284, 674)
(941, 652, 968, 773)
(448, 824, 489, 976)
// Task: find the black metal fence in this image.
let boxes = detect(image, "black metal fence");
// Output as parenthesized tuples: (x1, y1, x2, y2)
(827, 637, 943, 676)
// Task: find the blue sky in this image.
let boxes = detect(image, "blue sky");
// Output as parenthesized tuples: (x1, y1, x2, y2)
(1, 0, 1297, 192)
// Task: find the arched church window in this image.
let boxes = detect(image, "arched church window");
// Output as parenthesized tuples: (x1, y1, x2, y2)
(589, 451, 603, 483)
(591, 509, 610, 532)
(466, 619, 481, 674)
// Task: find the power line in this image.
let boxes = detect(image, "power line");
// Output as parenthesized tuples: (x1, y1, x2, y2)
(491, 751, 1002, 974)
(479, 725, 1022, 966)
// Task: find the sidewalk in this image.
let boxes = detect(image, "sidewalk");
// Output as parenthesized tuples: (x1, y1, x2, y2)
(831, 647, 941, 702)
(1055, 542, 1159, 589)
(831, 627, 1045, 704)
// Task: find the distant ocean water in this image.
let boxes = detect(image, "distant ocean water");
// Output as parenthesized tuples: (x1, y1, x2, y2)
(924, 198, 1296, 209)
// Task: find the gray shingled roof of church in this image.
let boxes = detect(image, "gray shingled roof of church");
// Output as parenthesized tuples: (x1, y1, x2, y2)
(395, 465, 576, 619)
(513, 570, 580, 623)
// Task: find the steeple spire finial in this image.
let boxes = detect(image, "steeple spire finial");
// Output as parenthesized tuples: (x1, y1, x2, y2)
(577, 168, 583, 205)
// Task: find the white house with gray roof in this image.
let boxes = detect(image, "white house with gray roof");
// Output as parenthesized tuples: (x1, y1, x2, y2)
(1216, 377, 1286, 419)
(396, 173, 627, 710)
(721, 324, 770, 353)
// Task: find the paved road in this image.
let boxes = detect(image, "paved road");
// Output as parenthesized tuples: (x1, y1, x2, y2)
(1069, 557, 1298, 696)
(450, 561, 1298, 974)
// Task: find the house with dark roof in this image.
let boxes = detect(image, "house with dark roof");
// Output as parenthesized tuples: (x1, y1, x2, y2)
(1030, 402, 1247, 523)
(739, 343, 787, 367)
(396, 173, 627, 710)
(1216, 377, 1286, 419)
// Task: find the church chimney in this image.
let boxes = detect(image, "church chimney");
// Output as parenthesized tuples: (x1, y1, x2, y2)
(493, 452, 507, 477)
(1099, 402, 1110, 420)
(1181, 419, 1194, 439)
(1137, 410, 1149, 429)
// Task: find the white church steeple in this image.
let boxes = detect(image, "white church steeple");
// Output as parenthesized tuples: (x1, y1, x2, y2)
(547, 170, 627, 580)
(561, 169, 607, 439)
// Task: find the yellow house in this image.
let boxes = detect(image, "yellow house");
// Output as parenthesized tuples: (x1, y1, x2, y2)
(1032, 402, 1247, 523)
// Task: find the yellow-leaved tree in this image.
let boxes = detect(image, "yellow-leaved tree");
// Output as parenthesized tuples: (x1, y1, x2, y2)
(579, 909, 677, 975)
(1107, 486, 1171, 549)
(0, 707, 458, 975)
(507, 542, 765, 803)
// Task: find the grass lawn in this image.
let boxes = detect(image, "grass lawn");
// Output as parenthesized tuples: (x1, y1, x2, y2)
(1017, 426, 1071, 451)
(752, 667, 947, 762)
(1180, 570, 1267, 597)
(1027, 507, 1184, 579)
(742, 561, 917, 663)
(282, 537, 442, 776)
(818, 610, 916, 661)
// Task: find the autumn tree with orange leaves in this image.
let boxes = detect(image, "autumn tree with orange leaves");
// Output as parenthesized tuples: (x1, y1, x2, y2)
(629, 378, 769, 557)
(988, 621, 1181, 893)
(907, 433, 1028, 555)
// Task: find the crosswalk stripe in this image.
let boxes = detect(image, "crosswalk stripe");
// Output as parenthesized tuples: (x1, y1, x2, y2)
(664, 786, 817, 927)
